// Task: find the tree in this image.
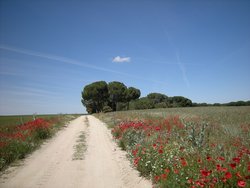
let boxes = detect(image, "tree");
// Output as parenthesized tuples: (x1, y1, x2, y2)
(81, 81, 109, 113)
(133, 97, 154, 110)
(108, 81, 127, 111)
(171, 96, 192, 107)
(147, 93, 168, 108)
(126, 87, 141, 110)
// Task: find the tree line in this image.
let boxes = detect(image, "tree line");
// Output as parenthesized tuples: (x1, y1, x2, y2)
(81, 81, 192, 114)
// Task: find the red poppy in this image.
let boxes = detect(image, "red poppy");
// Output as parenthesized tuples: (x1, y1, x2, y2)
(200, 169, 212, 177)
(154, 175, 160, 182)
(216, 164, 221, 171)
(221, 167, 228, 172)
(158, 149, 163, 154)
(225, 172, 232, 179)
(218, 156, 225, 161)
(187, 178, 193, 184)
(233, 157, 241, 163)
(207, 156, 212, 161)
(236, 172, 242, 178)
(237, 180, 246, 187)
(161, 173, 167, 179)
(174, 169, 179, 174)
(165, 168, 170, 173)
(230, 163, 237, 169)
(181, 159, 187, 167)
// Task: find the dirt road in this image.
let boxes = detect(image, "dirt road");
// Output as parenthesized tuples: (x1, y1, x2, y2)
(0, 115, 151, 188)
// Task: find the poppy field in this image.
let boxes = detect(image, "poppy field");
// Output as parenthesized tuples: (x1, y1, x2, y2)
(96, 106, 250, 187)
(0, 114, 79, 170)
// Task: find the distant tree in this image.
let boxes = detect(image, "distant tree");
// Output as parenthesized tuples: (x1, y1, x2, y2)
(133, 97, 154, 110)
(126, 87, 141, 109)
(171, 96, 192, 107)
(147, 93, 167, 103)
(81, 81, 109, 113)
(147, 93, 168, 108)
(108, 81, 127, 111)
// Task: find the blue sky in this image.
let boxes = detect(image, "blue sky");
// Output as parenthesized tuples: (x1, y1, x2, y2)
(0, 0, 250, 115)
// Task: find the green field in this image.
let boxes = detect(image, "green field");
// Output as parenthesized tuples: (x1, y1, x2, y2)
(0, 114, 81, 170)
(0, 114, 82, 130)
(95, 106, 250, 187)
(96, 106, 250, 128)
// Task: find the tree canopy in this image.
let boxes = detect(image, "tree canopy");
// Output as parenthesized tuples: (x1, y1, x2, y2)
(81, 81, 140, 113)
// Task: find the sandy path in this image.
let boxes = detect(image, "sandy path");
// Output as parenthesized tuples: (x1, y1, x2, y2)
(0, 115, 151, 188)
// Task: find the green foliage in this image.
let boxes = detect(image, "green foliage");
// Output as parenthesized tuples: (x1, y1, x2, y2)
(82, 81, 141, 113)
(127, 87, 141, 100)
(169, 96, 192, 107)
(147, 93, 168, 104)
(116, 102, 127, 111)
(132, 97, 155, 110)
(102, 105, 113, 113)
(109, 111, 250, 188)
(108, 81, 127, 111)
(82, 81, 109, 113)
(126, 87, 141, 110)
(0, 115, 78, 170)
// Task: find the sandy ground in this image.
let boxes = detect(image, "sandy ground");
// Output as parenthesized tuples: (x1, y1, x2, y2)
(0, 115, 151, 188)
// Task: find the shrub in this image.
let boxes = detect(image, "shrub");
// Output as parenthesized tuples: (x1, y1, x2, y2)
(102, 105, 113, 113)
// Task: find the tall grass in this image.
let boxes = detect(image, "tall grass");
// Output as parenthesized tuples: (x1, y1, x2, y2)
(96, 106, 250, 187)
(0, 114, 80, 171)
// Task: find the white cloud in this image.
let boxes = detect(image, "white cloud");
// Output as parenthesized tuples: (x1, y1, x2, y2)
(112, 56, 131, 63)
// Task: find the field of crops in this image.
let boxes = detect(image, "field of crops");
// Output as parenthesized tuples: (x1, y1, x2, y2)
(96, 106, 250, 187)
(0, 114, 80, 170)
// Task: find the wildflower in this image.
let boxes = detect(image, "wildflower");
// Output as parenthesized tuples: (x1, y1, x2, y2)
(216, 164, 221, 171)
(237, 180, 246, 187)
(233, 157, 241, 163)
(225, 172, 232, 179)
(236, 172, 242, 178)
(158, 149, 163, 154)
(174, 169, 179, 174)
(154, 175, 160, 182)
(161, 173, 167, 180)
(195, 181, 205, 187)
(200, 169, 212, 177)
(180, 158, 188, 167)
(221, 167, 228, 172)
(134, 157, 140, 166)
(229, 163, 237, 169)
(187, 178, 193, 184)
(164, 168, 170, 173)
(217, 156, 225, 161)
(132, 149, 138, 156)
(207, 156, 212, 161)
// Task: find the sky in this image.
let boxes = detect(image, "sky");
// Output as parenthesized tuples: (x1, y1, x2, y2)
(0, 0, 250, 115)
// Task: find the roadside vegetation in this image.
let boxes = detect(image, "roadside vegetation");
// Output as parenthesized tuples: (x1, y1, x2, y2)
(82, 81, 249, 114)
(96, 106, 250, 187)
(0, 114, 80, 171)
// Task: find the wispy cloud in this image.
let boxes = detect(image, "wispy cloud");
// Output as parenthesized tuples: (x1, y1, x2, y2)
(0, 86, 61, 98)
(162, 26, 190, 87)
(112, 56, 131, 63)
(0, 45, 165, 84)
(175, 51, 190, 88)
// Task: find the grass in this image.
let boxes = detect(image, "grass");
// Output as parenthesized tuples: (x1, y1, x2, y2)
(95, 106, 250, 187)
(0, 114, 81, 171)
(72, 116, 88, 160)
